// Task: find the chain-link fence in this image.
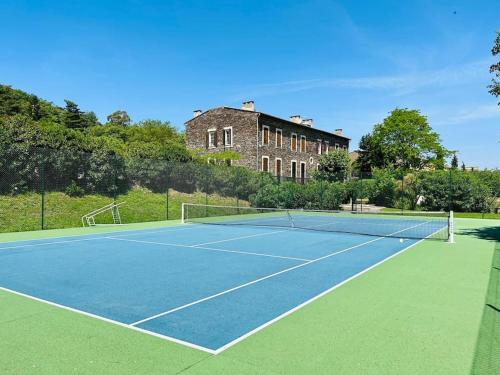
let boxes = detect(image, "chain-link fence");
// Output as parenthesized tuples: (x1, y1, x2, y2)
(0, 147, 497, 233)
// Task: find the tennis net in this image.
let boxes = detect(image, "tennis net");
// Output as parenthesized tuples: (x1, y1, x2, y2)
(182, 203, 453, 241)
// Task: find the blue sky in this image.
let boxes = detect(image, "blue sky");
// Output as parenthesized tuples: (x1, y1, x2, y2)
(1, 0, 499, 168)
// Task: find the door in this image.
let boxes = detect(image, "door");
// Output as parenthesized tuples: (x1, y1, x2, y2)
(276, 159, 282, 182)
(300, 162, 306, 184)
(291, 161, 297, 181)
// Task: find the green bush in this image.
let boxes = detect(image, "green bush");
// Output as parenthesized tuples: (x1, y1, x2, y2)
(418, 171, 494, 212)
(249, 180, 346, 210)
(366, 169, 396, 207)
(64, 180, 85, 197)
(312, 150, 350, 182)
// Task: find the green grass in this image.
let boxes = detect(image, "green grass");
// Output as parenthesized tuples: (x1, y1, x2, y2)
(381, 207, 500, 220)
(470, 242, 500, 375)
(0, 219, 497, 374)
(0, 187, 249, 234)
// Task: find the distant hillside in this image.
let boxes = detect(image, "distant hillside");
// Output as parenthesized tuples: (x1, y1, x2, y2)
(0, 84, 65, 124)
(0, 84, 189, 161)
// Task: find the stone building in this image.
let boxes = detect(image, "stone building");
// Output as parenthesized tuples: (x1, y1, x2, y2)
(185, 101, 350, 180)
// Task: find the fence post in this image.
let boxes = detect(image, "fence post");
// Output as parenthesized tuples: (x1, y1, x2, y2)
(111, 153, 118, 205)
(40, 154, 45, 230)
(360, 172, 363, 212)
(401, 174, 404, 215)
(166, 187, 170, 220)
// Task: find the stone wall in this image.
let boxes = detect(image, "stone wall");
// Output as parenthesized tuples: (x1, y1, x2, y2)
(257, 114, 349, 178)
(185, 107, 350, 176)
(185, 107, 259, 169)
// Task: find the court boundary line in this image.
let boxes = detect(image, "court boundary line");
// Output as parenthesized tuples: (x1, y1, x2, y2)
(0, 220, 440, 355)
(130, 221, 430, 327)
(0, 286, 216, 354)
(107, 237, 312, 262)
(213, 234, 433, 354)
(0, 224, 198, 248)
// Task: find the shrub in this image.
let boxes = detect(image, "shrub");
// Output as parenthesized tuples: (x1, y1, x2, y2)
(418, 171, 494, 212)
(249, 180, 346, 210)
(366, 169, 396, 207)
(312, 150, 350, 182)
(64, 180, 85, 197)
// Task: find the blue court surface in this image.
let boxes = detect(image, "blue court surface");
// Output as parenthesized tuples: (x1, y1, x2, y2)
(0, 220, 445, 353)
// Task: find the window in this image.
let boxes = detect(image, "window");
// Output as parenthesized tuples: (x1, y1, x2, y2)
(325, 141, 329, 154)
(262, 125, 270, 145)
(291, 133, 297, 151)
(300, 136, 306, 153)
(335, 143, 340, 150)
(276, 129, 282, 148)
(223, 127, 233, 147)
(207, 129, 217, 148)
(291, 160, 297, 179)
(262, 156, 269, 172)
(300, 162, 306, 183)
(275, 158, 282, 177)
(317, 139, 322, 155)
(342, 145, 347, 151)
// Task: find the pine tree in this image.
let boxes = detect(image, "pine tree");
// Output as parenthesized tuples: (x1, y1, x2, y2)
(28, 95, 41, 120)
(64, 100, 86, 129)
(451, 154, 458, 169)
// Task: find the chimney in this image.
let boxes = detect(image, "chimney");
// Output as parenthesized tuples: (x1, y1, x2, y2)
(289, 115, 302, 124)
(334, 128, 343, 136)
(242, 100, 255, 111)
(302, 118, 313, 127)
(193, 109, 202, 118)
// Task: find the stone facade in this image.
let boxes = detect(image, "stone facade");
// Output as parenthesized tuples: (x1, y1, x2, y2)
(185, 105, 350, 178)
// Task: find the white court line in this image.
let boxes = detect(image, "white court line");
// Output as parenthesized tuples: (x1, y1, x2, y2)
(214, 230, 437, 354)
(191, 229, 289, 247)
(106, 237, 312, 262)
(0, 225, 198, 251)
(0, 220, 437, 355)
(130, 221, 430, 327)
(0, 286, 216, 354)
(0, 237, 105, 251)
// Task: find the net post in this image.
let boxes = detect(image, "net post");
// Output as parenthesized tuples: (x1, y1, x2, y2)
(181, 203, 185, 224)
(448, 210, 454, 243)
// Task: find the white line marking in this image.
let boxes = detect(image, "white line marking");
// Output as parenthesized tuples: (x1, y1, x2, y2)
(0, 286, 215, 354)
(191, 229, 289, 247)
(0, 220, 439, 354)
(0, 237, 104, 250)
(0, 225, 197, 251)
(214, 237, 426, 353)
(130, 221, 429, 327)
(196, 246, 312, 262)
(214, 223, 443, 354)
(106, 237, 312, 262)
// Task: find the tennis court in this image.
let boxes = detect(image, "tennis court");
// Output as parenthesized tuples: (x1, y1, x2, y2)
(0, 205, 451, 354)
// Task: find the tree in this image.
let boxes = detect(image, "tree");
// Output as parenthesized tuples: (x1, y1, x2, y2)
(367, 108, 449, 171)
(64, 100, 87, 129)
(28, 95, 41, 121)
(488, 30, 500, 105)
(451, 154, 458, 169)
(313, 149, 350, 182)
(83, 111, 100, 127)
(461, 162, 466, 171)
(356, 133, 384, 172)
(107, 110, 131, 126)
